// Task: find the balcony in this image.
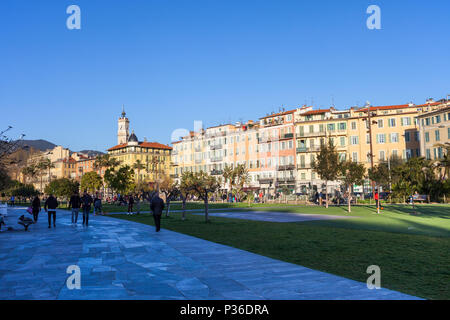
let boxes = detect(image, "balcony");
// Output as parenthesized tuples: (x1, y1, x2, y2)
(296, 146, 321, 153)
(170, 161, 179, 167)
(277, 164, 295, 171)
(195, 159, 203, 164)
(296, 131, 326, 138)
(170, 174, 179, 179)
(211, 169, 223, 175)
(258, 177, 273, 184)
(277, 176, 296, 183)
(171, 150, 178, 155)
(210, 156, 223, 162)
(194, 147, 202, 152)
(281, 133, 294, 139)
(209, 144, 222, 150)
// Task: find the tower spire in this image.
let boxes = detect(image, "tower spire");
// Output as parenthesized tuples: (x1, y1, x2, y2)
(121, 104, 126, 118)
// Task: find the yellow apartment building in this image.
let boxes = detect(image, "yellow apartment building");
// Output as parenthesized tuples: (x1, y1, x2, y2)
(107, 110, 172, 186)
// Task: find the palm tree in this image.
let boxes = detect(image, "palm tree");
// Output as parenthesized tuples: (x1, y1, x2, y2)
(21, 165, 37, 184)
(35, 160, 49, 193)
(233, 164, 250, 202)
(222, 164, 234, 199)
(434, 142, 450, 180)
(133, 159, 145, 185)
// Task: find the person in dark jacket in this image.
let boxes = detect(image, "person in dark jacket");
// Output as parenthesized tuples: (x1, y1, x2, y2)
(44, 194, 58, 228)
(81, 191, 93, 226)
(69, 191, 81, 224)
(31, 195, 41, 222)
(127, 194, 134, 215)
(150, 194, 165, 232)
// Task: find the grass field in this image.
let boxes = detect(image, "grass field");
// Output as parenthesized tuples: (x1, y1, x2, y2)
(112, 203, 450, 300)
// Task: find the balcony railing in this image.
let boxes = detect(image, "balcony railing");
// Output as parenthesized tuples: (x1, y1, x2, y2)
(258, 177, 273, 184)
(211, 169, 223, 175)
(210, 156, 223, 162)
(170, 174, 179, 179)
(277, 164, 295, 171)
(281, 133, 294, 139)
(210, 144, 222, 150)
(296, 146, 321, 153)
(296, 131, 326, 138)
(195, 159, 203, 164)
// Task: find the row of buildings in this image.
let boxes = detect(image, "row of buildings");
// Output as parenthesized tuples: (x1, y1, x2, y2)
(17, 99, 449, 196)
(171, 98, 449, 195)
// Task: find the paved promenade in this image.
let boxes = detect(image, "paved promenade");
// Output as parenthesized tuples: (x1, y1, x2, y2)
(0, 207, 420, 300)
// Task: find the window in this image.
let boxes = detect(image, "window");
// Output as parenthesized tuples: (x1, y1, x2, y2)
(379, 151, 385, 161)
(301, 173, 306, 180)
(366, 134, 370, 144)
(338, 122, 346, 130)
(378, 119, 383, 128)
(327, 123, 335, 131)
(376, 134, 386, 144)
(435, 115, 441, 124)
(390, 133, 399, 143)
(405, 132, 410, 142)
(425, 132, 430, 142)
(426, 149, 431, 160)
(448, 127, 450, 139)
(435, 130, 440, 141)
(351, 122, 357, 130)
(352, 152, 358, 163)
(401, 117, 411, 126)
(340, 137, 345, 146)
(309, 125, 314, 133)
(350, 136, 359, 145)
(388, 118, 396, 127)
(414, 131, 419, 141)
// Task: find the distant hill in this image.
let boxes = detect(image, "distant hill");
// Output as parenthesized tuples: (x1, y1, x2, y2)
(77, 150, 105, 157)
(16, 139, 56, 152)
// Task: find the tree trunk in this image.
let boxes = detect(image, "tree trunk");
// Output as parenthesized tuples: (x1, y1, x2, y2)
(204, 194, 209, 222)
(325, 181, 329, 208)
(347, 185, 351, 213)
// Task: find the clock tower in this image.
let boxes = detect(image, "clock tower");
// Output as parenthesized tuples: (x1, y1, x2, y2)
(118, 105, 129, 144)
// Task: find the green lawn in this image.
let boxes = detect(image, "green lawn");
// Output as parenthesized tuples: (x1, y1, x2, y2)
(112, 204, 450, 300)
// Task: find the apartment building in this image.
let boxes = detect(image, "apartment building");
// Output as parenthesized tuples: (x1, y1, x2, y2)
(418, 103, 450, 161)
(171, 99, 449, 196)
(107, 110, 172, 186)
(295, 107, 351, 193)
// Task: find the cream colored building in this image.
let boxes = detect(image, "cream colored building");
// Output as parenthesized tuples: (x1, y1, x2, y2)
(418, 103, 450, 161)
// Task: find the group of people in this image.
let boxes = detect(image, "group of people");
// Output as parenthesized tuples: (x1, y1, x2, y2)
(27, 191, 166, 232)
(28, 191, 102, 228)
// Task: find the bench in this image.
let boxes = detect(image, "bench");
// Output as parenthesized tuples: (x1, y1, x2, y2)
(18, 215, 34, 231)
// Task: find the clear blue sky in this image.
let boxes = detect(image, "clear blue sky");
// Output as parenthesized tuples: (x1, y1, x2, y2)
(1, 0, 449, 152)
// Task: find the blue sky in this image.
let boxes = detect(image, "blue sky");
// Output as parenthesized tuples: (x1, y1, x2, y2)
(0, 0, 449, 152)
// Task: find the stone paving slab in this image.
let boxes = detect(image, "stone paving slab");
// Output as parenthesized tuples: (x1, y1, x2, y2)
(0, 206, 420, 300)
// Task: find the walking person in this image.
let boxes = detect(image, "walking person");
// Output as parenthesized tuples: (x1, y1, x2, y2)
(81, 191, 93, 226)
(31, 195, 41, 222)
(44, 194, 58, 228)
(10, 195, 15, 207)
(69, 191, 81, 224)
(150, 193, 165, 232)
(127, 194, 134, 215)
(94, 194, 102, 216)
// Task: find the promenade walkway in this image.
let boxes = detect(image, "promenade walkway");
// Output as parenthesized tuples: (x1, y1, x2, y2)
(0, 207, 419, 300)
